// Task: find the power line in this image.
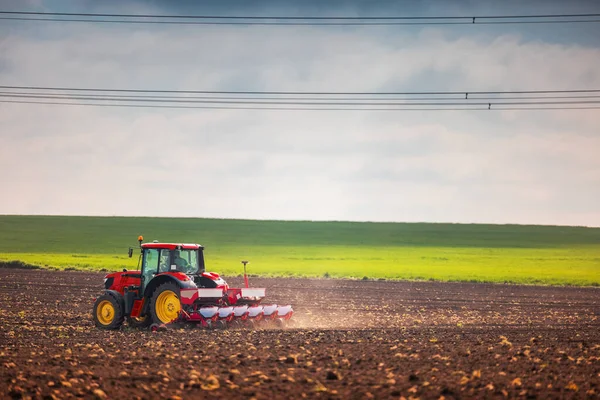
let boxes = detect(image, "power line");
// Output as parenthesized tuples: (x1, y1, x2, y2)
(1, 85, 598, 96)
(2, 90, 599, 101)
(2, 11, 599, 19)
(2, 16, 599, 25)
(0, 99, 485, 110)
(2, 99, 599, 111)
(2, 86, 598, 111)
(1, 93, 599, 106)
(0, 11, 599, 25)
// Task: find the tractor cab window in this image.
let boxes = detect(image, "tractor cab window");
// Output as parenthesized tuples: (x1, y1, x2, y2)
(158, 249, 171, 273)
(173, 249, 199, 274)
(142, 249, 159, 283)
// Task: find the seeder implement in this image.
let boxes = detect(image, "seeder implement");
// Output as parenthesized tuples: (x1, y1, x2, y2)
(177, 286, 293, 328)
(92, 237, 293, 330)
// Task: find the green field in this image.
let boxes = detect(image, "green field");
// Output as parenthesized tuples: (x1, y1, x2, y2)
(0, 215, 598, 286)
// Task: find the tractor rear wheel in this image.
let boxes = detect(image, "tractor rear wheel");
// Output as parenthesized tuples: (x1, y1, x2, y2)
(93, 293, 124, 330)
(150, 282, 181, 324)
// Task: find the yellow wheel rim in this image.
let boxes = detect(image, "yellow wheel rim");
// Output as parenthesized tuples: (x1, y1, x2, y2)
(96, 300, 115, 325)
(155, 290, 180, 323)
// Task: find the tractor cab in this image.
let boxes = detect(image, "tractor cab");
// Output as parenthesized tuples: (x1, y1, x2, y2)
(138, 242, 227, 291)
(140, 242, 204, 285)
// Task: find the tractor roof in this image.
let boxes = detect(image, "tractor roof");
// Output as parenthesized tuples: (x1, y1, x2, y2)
(141, 243, 203, 250)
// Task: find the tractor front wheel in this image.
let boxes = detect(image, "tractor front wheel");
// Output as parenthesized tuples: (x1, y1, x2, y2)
(150, 282, 181, 324)
(93, 293, 124, 330)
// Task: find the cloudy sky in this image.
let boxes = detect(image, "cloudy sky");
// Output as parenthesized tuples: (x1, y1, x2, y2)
(0, 0, 599, 226)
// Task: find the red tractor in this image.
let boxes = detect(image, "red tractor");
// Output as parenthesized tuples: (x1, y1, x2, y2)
(92, 236, 293, 330)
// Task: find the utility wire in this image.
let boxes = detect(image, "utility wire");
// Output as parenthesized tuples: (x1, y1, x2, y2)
(2, 17, 599, 25)
(2, 91, 599, 101)
(1, 93, 598, 106)
(2, 99, 599, 111)
(0, 99, 485, 110)
(1, 85, 599, 96)
(0, 11, 599, 25)
(2, 11, 599, 19)
(2, 86, 599, 110)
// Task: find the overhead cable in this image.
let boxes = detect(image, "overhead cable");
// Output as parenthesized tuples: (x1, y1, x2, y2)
(2, 99, 599, 112)
(1, 85, 598, 96)
(0, 11, 599, 25)
(2, 91, 599, 101)
(1, 92, 599, 106)
(2, 85, 598, 111)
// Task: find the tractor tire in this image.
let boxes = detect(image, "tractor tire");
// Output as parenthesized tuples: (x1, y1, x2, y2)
(127, 315, 152, 329)
(93, 293, 124, 330)
(150, 282, 181, 325)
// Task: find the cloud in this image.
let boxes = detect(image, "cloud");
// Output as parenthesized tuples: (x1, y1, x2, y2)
(0, 7, 599, 226)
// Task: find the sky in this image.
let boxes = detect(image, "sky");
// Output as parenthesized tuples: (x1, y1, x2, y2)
(0, 0, 599, 226)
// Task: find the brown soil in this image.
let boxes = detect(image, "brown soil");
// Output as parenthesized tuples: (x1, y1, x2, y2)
(0, 268, 598, 399)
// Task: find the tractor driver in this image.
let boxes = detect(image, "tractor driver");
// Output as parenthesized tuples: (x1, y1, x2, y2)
(173, 250, 189, 272)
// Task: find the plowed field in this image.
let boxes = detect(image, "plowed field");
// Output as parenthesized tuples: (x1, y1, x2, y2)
(1, 268, 598, 399)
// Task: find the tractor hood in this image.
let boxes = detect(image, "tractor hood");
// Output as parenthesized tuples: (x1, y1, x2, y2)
(103, 270, 142, 290)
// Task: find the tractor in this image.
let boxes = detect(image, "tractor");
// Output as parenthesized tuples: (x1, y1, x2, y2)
(92, 236, 293, 330)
